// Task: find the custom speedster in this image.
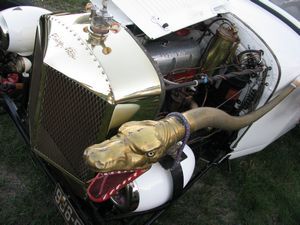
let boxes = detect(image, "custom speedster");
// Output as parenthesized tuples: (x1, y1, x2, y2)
(0, 0, 299, 224)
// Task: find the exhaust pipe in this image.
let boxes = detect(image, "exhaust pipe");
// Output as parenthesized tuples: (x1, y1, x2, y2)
(184, 76, 300, 132)
(84, 76, 300, 172)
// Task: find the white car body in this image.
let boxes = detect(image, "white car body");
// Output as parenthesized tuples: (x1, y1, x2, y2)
(225, 0, 300, 158)
(109, 0, 300, 159)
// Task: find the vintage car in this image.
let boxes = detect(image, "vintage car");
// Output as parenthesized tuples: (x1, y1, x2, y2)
(0, 0, 299, 224)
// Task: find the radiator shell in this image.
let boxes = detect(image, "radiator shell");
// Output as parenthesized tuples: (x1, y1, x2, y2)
(28, 13, 163, 186)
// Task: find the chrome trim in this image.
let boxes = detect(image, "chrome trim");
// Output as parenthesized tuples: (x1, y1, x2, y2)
(111, 182, 140, 212)
(0, 14, 9, 50)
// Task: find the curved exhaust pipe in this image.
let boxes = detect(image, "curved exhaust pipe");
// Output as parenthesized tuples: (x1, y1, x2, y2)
(184, 76, 300, 132)
(84, 76, 300, 172)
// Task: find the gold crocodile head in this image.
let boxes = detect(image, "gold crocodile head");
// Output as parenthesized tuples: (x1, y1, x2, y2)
(83, 120, 181, 172)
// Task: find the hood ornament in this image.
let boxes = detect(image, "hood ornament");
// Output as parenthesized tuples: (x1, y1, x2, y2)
(86, 0, 120, 55)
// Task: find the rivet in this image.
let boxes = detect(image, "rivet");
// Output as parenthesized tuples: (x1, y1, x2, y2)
(83, 26, 89, 33)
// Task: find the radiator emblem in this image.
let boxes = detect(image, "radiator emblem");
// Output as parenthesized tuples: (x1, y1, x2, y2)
(50, 33, 77, 60)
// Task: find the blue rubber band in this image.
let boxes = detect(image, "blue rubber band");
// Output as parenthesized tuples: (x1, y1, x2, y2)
(167, 112, 191, 170)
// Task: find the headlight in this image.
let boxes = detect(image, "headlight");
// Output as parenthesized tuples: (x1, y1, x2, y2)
(0, 6, 50, 55)
(111, 182, 140, 212)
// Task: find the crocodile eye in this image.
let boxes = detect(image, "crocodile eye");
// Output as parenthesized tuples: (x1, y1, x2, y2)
(146, 151, 155, 157)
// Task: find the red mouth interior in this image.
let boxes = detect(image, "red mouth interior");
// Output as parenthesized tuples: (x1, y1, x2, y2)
(87, 169, 146, 203)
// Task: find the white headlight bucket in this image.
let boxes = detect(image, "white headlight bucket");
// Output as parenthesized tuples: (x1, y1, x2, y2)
(111, 145, 196, 212)
(0, 6, 50, 55)
(112, 145, 195, 212)
(133, 145, 195, 212)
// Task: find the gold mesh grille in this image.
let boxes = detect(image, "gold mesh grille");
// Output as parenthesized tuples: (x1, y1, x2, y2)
(36, 66, 108, 181)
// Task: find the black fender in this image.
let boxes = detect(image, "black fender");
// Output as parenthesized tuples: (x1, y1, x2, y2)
(0, 0, 33, 11)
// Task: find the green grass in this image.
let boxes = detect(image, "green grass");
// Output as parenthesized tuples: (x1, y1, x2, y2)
(229, 127, 300, 225)
(30, 0, 88, 11)
(0, 114, 64, 225)
(1, 111, 300, 225)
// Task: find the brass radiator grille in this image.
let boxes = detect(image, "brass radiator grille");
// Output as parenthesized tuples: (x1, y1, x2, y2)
(35, 66, 109, 181)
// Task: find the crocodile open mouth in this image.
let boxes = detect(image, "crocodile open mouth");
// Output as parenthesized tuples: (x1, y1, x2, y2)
(87, 169, 146, 203)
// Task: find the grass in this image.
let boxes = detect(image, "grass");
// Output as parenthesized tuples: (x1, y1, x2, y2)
(30, 0, 88, 11)
(1, 111, 300, 225)
(230, 127, 300, 225)
(0, 114, 64, 225)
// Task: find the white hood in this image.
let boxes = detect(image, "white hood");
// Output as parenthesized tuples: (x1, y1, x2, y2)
(113, 0, 229, 39)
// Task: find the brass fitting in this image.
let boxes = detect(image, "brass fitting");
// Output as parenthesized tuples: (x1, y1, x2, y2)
(87, 0, 120, 54)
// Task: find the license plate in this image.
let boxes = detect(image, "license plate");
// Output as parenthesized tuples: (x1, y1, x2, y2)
(54, 184, 85, 225)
